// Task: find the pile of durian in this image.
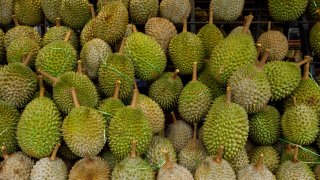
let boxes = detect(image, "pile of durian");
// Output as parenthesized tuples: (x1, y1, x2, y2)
(1, 0, 320, 179)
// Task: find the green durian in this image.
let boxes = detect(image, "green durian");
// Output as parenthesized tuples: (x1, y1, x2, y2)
(229, 147, 249, 172)
(268, 0, 308, 21)
(212, 0, 245, 22)
(281, 145, 319, 168)
(0, 29, 4, 62)
(310, 22, 320, 57)
(129, 0, 158, 24)
(308, 0, 320, 20)
(160, 0, 191, 24)
(314, 164, 320, 180)
(250, 146, 280, 173)
(14, 0, 43, 26)
(60, 0, 91, 29)
(238, 154, 274, 180)
(98, 0, 130, 9)
(80, 9, 95, 46)
(40, 0, 61, 23)
(101, 149, 118, 170)
(0, 0, 13, 25)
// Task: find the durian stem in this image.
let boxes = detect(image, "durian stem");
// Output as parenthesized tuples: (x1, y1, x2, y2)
(268, 21, 271, 31)
(37, 69, 59, 85)
(192, 123, 198, 142)
(113, 80, 121, 99)
(183, 18, 188, 32)
(12, 15, 19, 26)
(208, 0, 214, 24)
(162, 149, 174, 170)
(286, 144, 292, 152)
(302, 61, 310, 80)
(296, 56, 312, 67)
(172, 69, 180, 80)
(225, 86, 232, 104)
(50, 143, 61, 161)
(293, 145, 299, 163)
(130, 140, 138, 158)
(119, 38, 127, 55)
(130, 89, 139, 107)
(77, 60, 83, 74)
(256, 44, 262, 58)
(132, 25, 137, 33)
(133, 80, 138, 91)
(71, 87, 80, 108)
(192, 62, 198, 81)
(214, 145, 224, 163)
(317, 9, 320, 21)
(242, 14, 254, 34)
(258, 49, 270, 69)
(243, 16, 247, 27)
(293, 96, 297, 106)
(1, 146, 9, 159)
(22, 51, 34, 66)
(38, 75, 45, 97)
(171, 112, 177, 124)
(55, 17, 61, 27)
(254, 154, 264, 170)
(64, 30, 72, 42)
(88, 4, 95, 19)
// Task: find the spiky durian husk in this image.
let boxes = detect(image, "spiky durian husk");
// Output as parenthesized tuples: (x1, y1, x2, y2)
(160, 0, 191, 24)
(212, 0, 245, 22)
(80, 19, 94, 46)
(1, 152, 34, 180)
(158, 163, 193, 180)
(276, 161, 315, 180)
(310, 23, 320, 57)
(40, 0, 61, 23)
(30, 157, 68, 180)
(98, 98, 125, 125)
(250, 146, 280, 173)
(281, 146, 319, 168)
(129, 0, 158, 24)
(43, 26, 79, 50)
(60, 0, 91, 29)
(4, 26, 42, 49)
(0, 0, 13, 25)
(14, 0, 43, 26)
(268, 0, 308, 21)
(229, 147, 249, 172)
(238, 163, 274, 180)
(166, 120, 193, 152)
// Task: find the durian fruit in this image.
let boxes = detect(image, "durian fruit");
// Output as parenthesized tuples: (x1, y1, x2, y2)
(108, 89, 153, 160)
(0, 101, 19, 157)
(195, 146, 236, 180)
(35, 31, 77, 85)
(43, 18, 79, 50)
(229, 147, 249, 172)
(62, 87, 106, 157)
(229, 49, 272, 114)
(257, 22, 288, 61)
(145, 17, 177, 53)
(197, 0, 224, 59)
(281, 97, 319, 145)
(178, 123, 207, 173)
(1, 146, 34, 180)
(166, 112, 193, 152)
(129, 0, 158, 24)
(93, 1, 128, 45)
(98, 80, 125, 125)
(17, 76, 62, 159)
(112, 140, 155, 179)
(98, 0, 130, 9)
(268, 0, 308, 21)
(80, 4, 95, 46)
(250, 146, 280, 173)
(209, 15, 257, 85)
(276, 145, 316, 180)
(169, 19, 205, 75)
(98, 38, 135, 101)
(160, 0, 191, 24)
(101, 149, 118, 170)
(60, 0, 91, 30)
(238, 154, 274, 180)
(57, 141, 79, 160)
(30, 144, 68, 180)
(314, 164, 320, 180)
(281, 145, 319, 168)
(203, 87, 249, 160)
(0, 0, 13, 25)
(308, 1, 320, 20)
(0, 52, 37, 108)
(0, 29, 4, 61)
(14, 0, 43, 26)
(69, 156, 110, 180)
(249, 105, 281, 145)
(40, 0, 61, 23)
(178, 62, 212, 123)
(80, 38, 112, 79)
(310, 18, 320, 57)
(212, 0, 245, 22)
(125, 27, 167, 81)
(146, 135, 177, 169)
(158, 149, 194, 180)
(264, 57, 311, 101)
(148, 70, 183, 110)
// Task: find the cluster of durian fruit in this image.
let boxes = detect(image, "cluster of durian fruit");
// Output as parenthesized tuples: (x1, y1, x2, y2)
(1, 0, 320, 179)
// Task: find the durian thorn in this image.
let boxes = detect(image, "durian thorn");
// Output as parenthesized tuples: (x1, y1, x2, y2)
(77, 60, 83, 74)
(214, 145, 224, 163)
(225, 86, 232, 104)
(254, 154, 264, 170)
(208, 0, 214, 24)
(258, 49, 270, 69)
(12, 15, 19, 26)
(36, 69, 58, 85)
(302, 61, 310, 80)
(88, 4, 96, 19)
(162, 149, 174, 170)
(171, 112, 177, 124)
(182, 17, 188, 32)
(192, 62, 198, 81)
(119, 38, 127, 55)
(296, 56, 312, 67)
(192, 123, 198, 142)
(64, 30, 73, 42)
(130, 89, 139, 107)
(1, 146, 9, 159)
(293, 144, 299, 163)
(130, 140, 138, 158)
(242, 14, 254, 34)
(113, 80, 121, 99)
(292, 96, 297, 106)
(55, 17, 61, 27)
(172, 69, 180, 80)
(268, 21, 272, 31)
(50, 143, 61, 161)
(71, 87, 80, 108)
(38, 75, 45, 97)
(22, 51, 34, 66)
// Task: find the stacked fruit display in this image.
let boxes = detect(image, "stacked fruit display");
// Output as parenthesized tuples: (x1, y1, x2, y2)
(1, 0, 320, 179)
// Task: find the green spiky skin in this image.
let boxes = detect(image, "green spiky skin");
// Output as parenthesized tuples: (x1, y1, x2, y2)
(17, 97, 62, 159)
(125, 32, 167, 81)
(268, 0, 308, 21)
(137, 94, 165, 134)
(0, 101, 19, 157)
(108, 107, 153, 160)
(4, 26, 42, 49)
(238, 164, 274, 180)
(229, 64, 271, 114)
(159, 0, 191, 24)
(0, 0, 13, 25)
(80, 19, 94, 46)
(35, 40, 77, 84)
(257, 31, 288, 61)
(147, 135, 177, 169)
(178, 139, 207, 173)
(178, 81, 212, 123)
(98, 97, 125, 126)
(93, 1, 128, 45)
(249, 106, 280, 145)
(195, 156, 236, 180)
(197, 24, 224, 59)
(148, 72, 183, 110)
(30, 157, 68, 180)
(0, 63, 37, 108)
(80, 38, 112, 79)
(282, 104, 319, 145)
(98, 53, 135, 101)
(250, 146, 280, 173)
(58, 141, 79, 160)
(229, 147, 249, 172)
(43, 26, 79, 50)
(53, 72, 99, 115)
(281, 146, 319, 168)
(310, 23, 320, 57)
(101, 150, 119, 170)
(112, 155, 155, 179)
(14, 0, 43, 26)
(308, 0, 320, 20)
(169, 32, 205, 75)
(209, 33, 257, 85)
(40, 0, 61, 23)
(60, 0, 91, 30)
(62, 106, 106, 157)
(158, 163, 194, 180)
(276, 161, 316, 180)
(166, 120, 193, 152)
(264, 61, 301, 101)
(6, 37, 40, 67)
(0, 29, 5, 62)
(129, 0, 158, 24)
(212, 0, 245, 22)
(98, 0, 130, 9)
(1, 152, 34, 180)
(203, 101, 249, 160)
(230, 26, 252, 35)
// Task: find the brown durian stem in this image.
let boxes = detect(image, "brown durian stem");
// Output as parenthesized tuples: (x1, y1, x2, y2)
(130, 89, 139, 107)
(37, 69, 59, 85)
(1, 146, 9, 159)
(171, 112, 177, 124)
(292, 96, 297, 106)
(88, 4, 95, 19)
(132, 25, 137, 33)
(183, 18, 188, 32)
(214, 145, 224, 163)
(317, 9, 320, 21)
(133, 80, 138, 92)
(77, 60, 83, 74)
(12, 15, 19, 26)
(192, 123, 198, 142)
(71, 87, 80, 108)
(38, 75, 45, 97)
(302, 61, 310, 80)
(55, 17, 61, 27)
(293, 145, 299, 163)
(50, 143, 61, 161)
(130, 140, 138, 158)
(64, 31, 72, 42)
(113, 80, 121, 99)
(258, 49, 270, 69)
(296, 56, 312, 67)
(254, 154, 264, 170)
(208, 0, 214, 24)
(162, 149, 174, 170)
(242, 14, 254, 34)
(225, 86, 232, 104)
(286, 144, 292, 152)
(256, 44, 262, 58)
(192, 62, 198, 81)
(268, 21, 271, 31)
(119, 38, 127, 55)
(22, 51, 34, 66)
(172, 69, 180, 80)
